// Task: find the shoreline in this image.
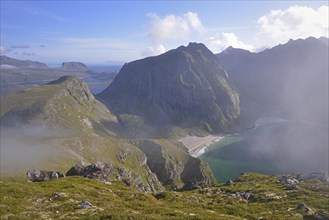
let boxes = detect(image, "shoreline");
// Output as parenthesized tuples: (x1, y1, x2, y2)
(178, 135, 224, 157)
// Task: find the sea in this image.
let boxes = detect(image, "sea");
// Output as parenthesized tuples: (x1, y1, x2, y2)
(199, 117, 329, 183)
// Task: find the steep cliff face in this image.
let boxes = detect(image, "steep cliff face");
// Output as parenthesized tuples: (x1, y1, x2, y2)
(98, 43, 241, 134)
(130, 139, 216, 190)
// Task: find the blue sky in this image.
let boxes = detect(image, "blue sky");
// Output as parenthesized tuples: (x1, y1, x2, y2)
(1, 1, 328, 65)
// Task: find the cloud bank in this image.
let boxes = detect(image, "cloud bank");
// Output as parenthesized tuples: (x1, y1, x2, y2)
(257, 5, 329, 47)
(142, 5, 328, 56)
(207, 33, 254, 53)
(143, 11, 205, 56)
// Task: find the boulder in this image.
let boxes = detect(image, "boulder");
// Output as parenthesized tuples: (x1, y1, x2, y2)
(226, 179, 234, 186)
(278, 175, 299, 184)
(66, 162, 114, 182)
(77, 200, 93, 209)
(27, 170, 65, 182)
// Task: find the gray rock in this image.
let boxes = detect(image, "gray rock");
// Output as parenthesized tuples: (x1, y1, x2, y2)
(66, 162, 114, 182)
(286, 185, 302, 190)
(226, 179, 234, 186)
(77, 200, 93, 209)
(278, 175, 299, 184)
(27, 170, 65, 182)
(241, 192, 251, 200)
(297, 202, 314, 215)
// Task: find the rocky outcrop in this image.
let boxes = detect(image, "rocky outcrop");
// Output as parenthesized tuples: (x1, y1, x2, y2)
(27, 170, 65, 182)
(130, 139, 216, 190)
(98, 42, 241, 135)
(48, 75, 95, 111)
(180, 156, 217, 190)
(66, 162, 163, 192)
(66, 162, 114, 181)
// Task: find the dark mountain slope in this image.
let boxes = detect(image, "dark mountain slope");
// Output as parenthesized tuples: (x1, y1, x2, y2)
(99, 43, 243, 136)
(217, 37, 329, 126)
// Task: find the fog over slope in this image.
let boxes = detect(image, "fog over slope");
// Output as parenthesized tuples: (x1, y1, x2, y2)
(216, 37, 328, 173)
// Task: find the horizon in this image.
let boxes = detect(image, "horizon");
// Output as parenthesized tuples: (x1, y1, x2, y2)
(1, 1, 328, 65)
(1, 36, 327, 67)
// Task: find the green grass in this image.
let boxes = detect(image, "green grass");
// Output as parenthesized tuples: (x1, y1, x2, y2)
(1, 173, 328, 219)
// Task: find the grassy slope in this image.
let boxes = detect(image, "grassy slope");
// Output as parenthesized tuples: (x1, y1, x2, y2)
(1, 173, 328, 219)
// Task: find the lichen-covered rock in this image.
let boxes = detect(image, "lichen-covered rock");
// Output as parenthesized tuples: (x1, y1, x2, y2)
(77, 200, 93, 209)
(66, 162, 114, 182)
(27, 170, 65, 182)
(66, 162, 163, 193)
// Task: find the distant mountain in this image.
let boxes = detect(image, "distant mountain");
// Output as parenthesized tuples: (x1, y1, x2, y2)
(217, 37, 329, 126)
(61, 62, 90, 71)
(0, 56, 92, 88)
(0, 55, 48, 69)
(98, 43, 244, 136)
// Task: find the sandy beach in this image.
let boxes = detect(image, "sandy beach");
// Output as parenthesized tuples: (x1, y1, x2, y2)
(178, 135, 224, 157)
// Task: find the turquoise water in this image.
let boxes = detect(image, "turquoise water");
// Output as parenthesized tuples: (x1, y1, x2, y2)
(199, 121, 328, 183)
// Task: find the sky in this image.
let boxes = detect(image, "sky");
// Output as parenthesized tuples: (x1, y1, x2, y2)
(0, 1, 328, 65)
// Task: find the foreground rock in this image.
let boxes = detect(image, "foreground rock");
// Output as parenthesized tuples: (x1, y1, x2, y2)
(27, 170, 65, 182)
(66, 162, 163, 193)
(66, 162, 114, 182)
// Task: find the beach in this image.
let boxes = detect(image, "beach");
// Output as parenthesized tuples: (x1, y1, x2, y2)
(178, 135, 224, 157)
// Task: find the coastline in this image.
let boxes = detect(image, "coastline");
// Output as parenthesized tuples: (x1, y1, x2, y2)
(178, 135, 224, 157)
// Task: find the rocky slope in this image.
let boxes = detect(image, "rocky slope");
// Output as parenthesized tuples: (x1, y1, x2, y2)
(1, 172, 328, 219)
(0, 75, 216, 192)
(98, 43, 242, 136)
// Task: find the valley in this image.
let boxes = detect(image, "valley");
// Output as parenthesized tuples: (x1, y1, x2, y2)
(1, 37, 328, 219)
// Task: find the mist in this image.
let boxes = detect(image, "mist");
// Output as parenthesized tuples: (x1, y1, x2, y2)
(0, 123, 67, 176)
(214, 37, 329, 175)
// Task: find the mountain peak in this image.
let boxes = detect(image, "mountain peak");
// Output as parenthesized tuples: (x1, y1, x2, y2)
(177, 42, 210, 53)
(99, 43, 241, 135)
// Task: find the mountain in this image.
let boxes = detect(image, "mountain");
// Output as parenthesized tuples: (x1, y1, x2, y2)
(0, 75, 216, 191)
(0, 55, 49, 69)
(98, 43, 243, 136)
(61, 62, 90, 71)
(0, 56, 93, 89)
(217, 37, 329, 126)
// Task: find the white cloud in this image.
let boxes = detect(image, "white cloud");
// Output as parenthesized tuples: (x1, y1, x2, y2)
(257, 5, 329, 46)
(147, 11, 205, 44)
(206, 32, 254, 53)
(141, 44, 166, 57)
(142, 11, 205, 57)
